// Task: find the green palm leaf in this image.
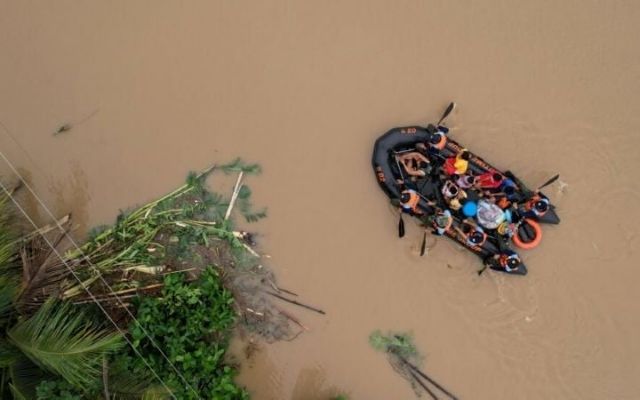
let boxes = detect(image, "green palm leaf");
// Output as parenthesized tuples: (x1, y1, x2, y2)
(8, 356, 50, 399)
(8, 301, 124, 388)
(0, 278, 15, 329)
(106, 358, 171, 400)
(0, 193, 19, 280)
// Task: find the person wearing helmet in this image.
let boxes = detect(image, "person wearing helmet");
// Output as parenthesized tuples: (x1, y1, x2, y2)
(455, 220, 487, 247)
(428, 126, 449, 151)
(498, 250, 522, 272)
(399, 188, 423, 216)
(479, 249, 522, 275)
(520, 194, 550, 218)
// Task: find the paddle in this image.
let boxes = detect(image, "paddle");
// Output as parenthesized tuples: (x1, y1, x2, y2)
(399, 213, 405, 238)
(420, 230, 427, 256)
(536, 174, 559, 192)
(437, 102, 456, 126)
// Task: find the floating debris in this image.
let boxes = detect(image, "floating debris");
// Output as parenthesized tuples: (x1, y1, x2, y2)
(53, 123, 72, 135)
(370, 330, 459, 400)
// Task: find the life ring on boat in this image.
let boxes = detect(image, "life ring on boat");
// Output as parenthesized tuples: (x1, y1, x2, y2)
(512, 218, 542, 249)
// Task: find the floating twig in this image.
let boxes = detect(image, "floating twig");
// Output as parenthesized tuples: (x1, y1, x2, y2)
(266, 291, 325, 315)
(53, 124, 72, 135)
(275, 306, 309, 331)
(277, 287, 299, 297)
(241, 242, 260, 258)
(245, 308, 264, 317)
(266, 279, 299, 297)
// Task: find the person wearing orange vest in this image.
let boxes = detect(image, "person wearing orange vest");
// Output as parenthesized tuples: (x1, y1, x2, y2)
(399, 188, 424, 216)
(479, 249, 522, 275)
(455, 220, 487, 247)
(520, 194, 550, 219)
(428, 127, 448, 151)
(497, 250, 521, 272)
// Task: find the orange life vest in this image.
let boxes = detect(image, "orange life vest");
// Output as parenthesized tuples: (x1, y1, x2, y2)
(401, 190, 420, 212)
(431, 132, 447, 150)
(525, 195, 549, 217)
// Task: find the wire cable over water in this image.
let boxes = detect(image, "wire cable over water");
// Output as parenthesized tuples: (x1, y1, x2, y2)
(0, 149, 201, 399)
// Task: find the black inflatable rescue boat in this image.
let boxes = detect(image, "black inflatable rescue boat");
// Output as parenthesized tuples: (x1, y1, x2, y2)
(372, 103, 560, 275)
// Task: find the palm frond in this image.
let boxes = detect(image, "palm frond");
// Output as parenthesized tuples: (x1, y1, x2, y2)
(0, 278, 16, 328)
(220, 158, 262, 175)
(0, 193, 20, 281)
(8, 301, 124, 388)
(0, 341, 20, 368)
(9, 384, 28, 400)
(106, 358, 172, 400)
(16, 219, 72, 308)
(8, 356, 50, 400)
(236, 186, 267, 223)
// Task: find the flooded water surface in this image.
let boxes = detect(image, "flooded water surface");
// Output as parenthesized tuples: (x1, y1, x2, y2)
(2, 1, 640, 399)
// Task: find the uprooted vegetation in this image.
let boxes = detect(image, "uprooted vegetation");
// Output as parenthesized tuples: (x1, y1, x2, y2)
(370, 330, 459, 400)
(0, 159, 324, 399)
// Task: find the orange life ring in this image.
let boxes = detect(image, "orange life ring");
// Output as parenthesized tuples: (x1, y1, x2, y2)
(512, 218, 542, 250)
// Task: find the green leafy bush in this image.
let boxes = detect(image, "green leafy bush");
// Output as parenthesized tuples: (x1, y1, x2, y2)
(35, 379, 84, 400)
(119, 267, 247, 400)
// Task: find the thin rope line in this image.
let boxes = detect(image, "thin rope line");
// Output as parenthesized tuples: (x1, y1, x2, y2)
(0, 147, 201, 399)
(0, 180, 177, 400)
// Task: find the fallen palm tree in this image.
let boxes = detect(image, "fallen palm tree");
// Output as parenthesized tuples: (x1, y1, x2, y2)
(7, 159, 321, 338)
(370, 330, 459, 400)
(1, 159, 324, 399)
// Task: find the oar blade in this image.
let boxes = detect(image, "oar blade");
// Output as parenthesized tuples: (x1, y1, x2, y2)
(537, 174, 560, 191)
(420, 231, 427, 256)
(399, 214, 405, 238)
(437, 102, 456, 125)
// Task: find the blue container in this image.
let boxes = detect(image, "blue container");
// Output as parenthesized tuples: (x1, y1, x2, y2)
(462, 201, 478, 217)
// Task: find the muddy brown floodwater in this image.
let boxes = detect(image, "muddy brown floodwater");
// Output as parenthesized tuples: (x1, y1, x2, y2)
(2, 1, 640, 399)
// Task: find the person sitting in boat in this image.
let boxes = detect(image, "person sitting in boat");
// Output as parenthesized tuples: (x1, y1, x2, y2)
(399, 188, 425, 216)
(455, 220, 487, 247)
(428, 126, 449, 151)
(396, 151, 430, 178)
(443, 149, 470, 176)
(475, 172, 504, 190)
(520, 194, 550, 218)
(497, 219, 516, 239)
(441, 180, 467, 211)
(431, 209, 453, 236)
(480, 250, 522, 274)
(456, 174, 475, 189)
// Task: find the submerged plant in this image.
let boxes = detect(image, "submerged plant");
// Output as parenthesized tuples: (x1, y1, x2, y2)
(370, 330, 458, 400)
(369, 330, 419, 362)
